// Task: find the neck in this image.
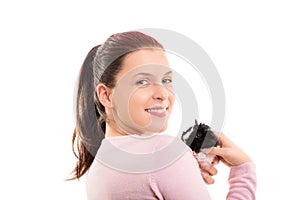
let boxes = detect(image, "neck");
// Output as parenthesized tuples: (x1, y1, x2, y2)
(105, 122, 128, 138)
(104, 121, 158, 138)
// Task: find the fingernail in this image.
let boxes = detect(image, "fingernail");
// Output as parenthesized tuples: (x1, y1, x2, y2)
(201, 148, 212, 154)
(198, 152, 207, 160)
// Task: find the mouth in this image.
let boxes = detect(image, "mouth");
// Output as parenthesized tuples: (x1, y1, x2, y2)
(145, 106, 168, 117)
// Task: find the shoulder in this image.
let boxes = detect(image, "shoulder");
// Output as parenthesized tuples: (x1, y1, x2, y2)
(150, 136, 210, 199)
(153, 134, 178, 149)
(151, 134, 197, 171)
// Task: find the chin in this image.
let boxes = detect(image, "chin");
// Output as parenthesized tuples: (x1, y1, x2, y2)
(159, 121, 169, 132)
(137, 116, 170, 134)
(141, 125, 168, 135)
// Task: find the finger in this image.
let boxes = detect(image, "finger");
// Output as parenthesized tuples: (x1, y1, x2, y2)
(217, 133, 236, 148)
(212, 156, 220, 165)
(198, 160, 218, 176)
(200, 164, 218, 176)
(205, 146, 225, 157)
(201, 171, 215, 185)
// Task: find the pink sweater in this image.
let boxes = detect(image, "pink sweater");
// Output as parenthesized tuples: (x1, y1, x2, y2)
(86, 134, 256, 200)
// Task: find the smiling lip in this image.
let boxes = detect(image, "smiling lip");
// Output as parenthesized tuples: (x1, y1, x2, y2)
(145, 106, 168, 117)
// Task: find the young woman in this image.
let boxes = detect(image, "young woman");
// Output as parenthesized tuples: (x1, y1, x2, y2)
(70, 31, 256, 199)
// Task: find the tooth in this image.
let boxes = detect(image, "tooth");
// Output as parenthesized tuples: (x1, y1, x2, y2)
(147, 108, 166, 113)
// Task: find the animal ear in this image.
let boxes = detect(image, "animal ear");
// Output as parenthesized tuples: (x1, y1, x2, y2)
(186, 126, 192, 133)
(195, 119, 198, 126)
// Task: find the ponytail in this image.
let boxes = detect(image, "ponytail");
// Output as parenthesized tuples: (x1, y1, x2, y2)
(68, 45, 105, 180)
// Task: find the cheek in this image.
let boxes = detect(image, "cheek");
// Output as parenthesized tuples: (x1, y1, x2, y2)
(128, 90, 151, 127)
(168, 92, 175, 111)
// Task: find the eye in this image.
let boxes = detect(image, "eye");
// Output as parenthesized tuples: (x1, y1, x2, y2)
(162, 78, 172, 84)
(136, 79, 150, 85)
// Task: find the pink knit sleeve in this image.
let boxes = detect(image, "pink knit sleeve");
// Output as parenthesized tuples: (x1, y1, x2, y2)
(227, 162, 257, 200)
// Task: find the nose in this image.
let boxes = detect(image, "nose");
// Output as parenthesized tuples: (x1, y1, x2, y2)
(152, 84, 169, 101)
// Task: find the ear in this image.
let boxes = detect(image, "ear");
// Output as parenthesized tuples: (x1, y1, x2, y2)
(96, 83, 113, 108)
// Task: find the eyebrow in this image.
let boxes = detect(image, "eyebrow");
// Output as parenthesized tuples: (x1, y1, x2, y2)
(133, 70, 173, 77)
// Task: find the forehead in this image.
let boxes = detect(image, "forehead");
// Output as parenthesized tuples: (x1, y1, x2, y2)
(116, 49, 170, 80)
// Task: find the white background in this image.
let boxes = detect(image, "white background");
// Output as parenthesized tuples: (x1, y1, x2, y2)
(1, 0, 299, 199)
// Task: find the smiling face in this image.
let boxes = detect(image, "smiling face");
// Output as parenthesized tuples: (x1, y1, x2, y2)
(109, 49, 175, 135)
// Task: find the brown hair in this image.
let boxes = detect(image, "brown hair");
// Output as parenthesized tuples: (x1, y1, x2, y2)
(69, 31, 164, 180)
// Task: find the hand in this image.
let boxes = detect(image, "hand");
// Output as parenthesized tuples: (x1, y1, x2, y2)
(205, 133, 252, 167)
(193, 152, 219, 184)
